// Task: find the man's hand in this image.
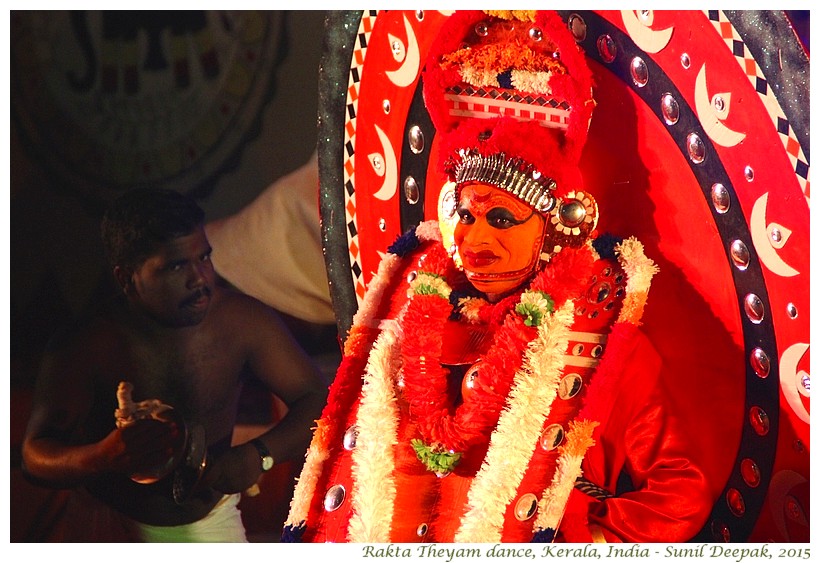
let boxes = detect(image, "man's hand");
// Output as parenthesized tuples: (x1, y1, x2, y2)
(96, 418, 182, 476)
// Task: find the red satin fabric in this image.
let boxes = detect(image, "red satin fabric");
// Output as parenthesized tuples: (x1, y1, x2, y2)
(562, 334, 713, 542)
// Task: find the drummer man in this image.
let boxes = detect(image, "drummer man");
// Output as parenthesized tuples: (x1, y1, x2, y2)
(21, 187, 328, 542)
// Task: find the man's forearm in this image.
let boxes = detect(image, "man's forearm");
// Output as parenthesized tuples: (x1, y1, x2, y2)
(253, 389, 327, 465)
(21, 438, 108, 488)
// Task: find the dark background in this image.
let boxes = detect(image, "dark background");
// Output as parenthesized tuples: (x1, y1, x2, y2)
(7, 9, 809, 543)
(9, 10, 328, 542)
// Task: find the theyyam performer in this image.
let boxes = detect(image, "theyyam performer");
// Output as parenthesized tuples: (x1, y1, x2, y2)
(283, 10, 711, 543)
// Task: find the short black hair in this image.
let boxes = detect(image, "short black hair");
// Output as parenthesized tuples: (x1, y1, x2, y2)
(101, 188, 205, 269)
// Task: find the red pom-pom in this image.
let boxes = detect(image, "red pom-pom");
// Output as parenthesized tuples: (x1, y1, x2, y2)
(439, 117, 585, 198)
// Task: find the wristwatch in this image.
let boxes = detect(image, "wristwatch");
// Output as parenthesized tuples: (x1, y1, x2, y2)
(250, 438, 274, 472)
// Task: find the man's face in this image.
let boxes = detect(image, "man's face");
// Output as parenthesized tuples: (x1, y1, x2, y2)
(125, 227, 215, 327)
(454, 183, 545, 296)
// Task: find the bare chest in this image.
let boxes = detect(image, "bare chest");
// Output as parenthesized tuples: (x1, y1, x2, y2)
(95, 330, 246, 443)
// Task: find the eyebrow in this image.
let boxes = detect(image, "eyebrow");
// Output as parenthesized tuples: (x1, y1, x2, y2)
(486, 207, 534, 224)
(161, 257, 187, 270)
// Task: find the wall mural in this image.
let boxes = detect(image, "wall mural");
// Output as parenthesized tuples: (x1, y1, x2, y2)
(10, 11, 287, 203)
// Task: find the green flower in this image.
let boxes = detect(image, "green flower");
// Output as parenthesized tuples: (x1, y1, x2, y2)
(515, 291, 554, 327)
(411, 439, 462, 474)
(409, 272, 451, 299)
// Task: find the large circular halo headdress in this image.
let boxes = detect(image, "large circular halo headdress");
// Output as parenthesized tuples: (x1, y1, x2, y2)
(317, 10, 809, 542)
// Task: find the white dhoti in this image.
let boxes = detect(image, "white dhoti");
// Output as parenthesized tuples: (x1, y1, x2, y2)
(135, 494, 248, 543)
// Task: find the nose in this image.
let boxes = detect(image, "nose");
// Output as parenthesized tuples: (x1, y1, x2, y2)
(186, 262, 209, 289)
(461, 217, 493, 247)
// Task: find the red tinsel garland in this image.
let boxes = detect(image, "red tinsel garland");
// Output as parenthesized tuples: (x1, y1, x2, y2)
(315, 325, 379, 447)
(402, 293, 535, 453)
(400, 242, 596, 457)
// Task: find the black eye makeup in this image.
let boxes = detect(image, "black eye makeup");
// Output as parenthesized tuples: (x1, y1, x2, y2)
(486, 207, 533, 229)
(456, 204, 475, 224)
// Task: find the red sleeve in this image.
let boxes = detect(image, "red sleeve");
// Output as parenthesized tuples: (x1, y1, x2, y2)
(566, 332, 713, 543)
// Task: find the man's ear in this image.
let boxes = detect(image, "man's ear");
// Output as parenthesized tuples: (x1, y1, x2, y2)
(114, 266, 134, 294)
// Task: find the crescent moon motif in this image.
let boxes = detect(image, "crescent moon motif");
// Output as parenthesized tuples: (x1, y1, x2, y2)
(750, 193, 800, 277)
(385, 15, 420, 88)
(621, 10, 673, 53)
(780, 342, 810, 424)
(371, 124, 398, 201)
(694, 64, 747, 147)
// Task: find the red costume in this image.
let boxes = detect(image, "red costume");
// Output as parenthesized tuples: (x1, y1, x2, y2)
(283, 226, 710, 542)
(283, 10, 712, 543)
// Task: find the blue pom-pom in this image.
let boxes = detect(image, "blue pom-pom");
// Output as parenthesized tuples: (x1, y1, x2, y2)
(281, 523, 306, 543)
(449, 290, 468, 319)
(531, 528, 556, 543)
(592, 233, 622, 261)
(498, 70, 513, 89)
(387, 228, 420, 257)
(449, 289, 469, 308)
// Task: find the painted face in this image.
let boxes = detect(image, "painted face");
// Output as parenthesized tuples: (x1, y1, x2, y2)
(453, 183, 545, 296)
(126, 228, 215, 327)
